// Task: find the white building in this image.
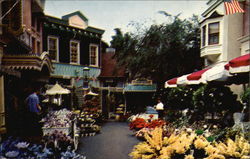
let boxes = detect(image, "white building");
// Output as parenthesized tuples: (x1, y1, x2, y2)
(200, 0, 249, 98)
(200, 0, 249, 66)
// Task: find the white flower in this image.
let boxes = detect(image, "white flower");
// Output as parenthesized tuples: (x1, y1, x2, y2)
(186, 128, 192, 133)
(213, 125, 218, 129)
(203, 125, 208, 129)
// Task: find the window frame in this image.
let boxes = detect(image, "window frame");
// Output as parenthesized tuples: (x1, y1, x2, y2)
(70, 40, 80, 64)
(208, 22, 220, 45)
(89, 44, 99, 67)
(48, 36, 59, 62)
(202, 25, 206, 47)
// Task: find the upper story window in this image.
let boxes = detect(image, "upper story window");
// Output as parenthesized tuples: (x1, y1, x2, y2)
(202, 25, 206, 47)
(208, 22, 219, 45)
(48, 36, 59, 62)
(89, 44, 99, 67)
(70, 41, 80, 64)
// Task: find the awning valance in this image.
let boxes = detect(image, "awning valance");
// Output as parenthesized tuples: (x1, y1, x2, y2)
(1, 52, 54, 74)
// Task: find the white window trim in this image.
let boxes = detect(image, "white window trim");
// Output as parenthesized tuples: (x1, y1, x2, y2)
(70, 40, 80, 64)
(48, 36, 59, 62)
(89, 44, 99, 67)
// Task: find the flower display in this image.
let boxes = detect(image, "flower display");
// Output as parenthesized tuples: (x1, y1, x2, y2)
(130, 128, 250, 159)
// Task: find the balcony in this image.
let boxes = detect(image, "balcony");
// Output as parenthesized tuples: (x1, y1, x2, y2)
(200, 44, 222, 58)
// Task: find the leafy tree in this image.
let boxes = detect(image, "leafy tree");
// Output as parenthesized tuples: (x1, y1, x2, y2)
(110, 13, 202, 87)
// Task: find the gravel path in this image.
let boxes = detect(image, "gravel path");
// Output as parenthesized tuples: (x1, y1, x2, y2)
(77, 121, 139, 159)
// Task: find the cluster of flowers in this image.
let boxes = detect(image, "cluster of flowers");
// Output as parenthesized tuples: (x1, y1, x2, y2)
(0, 137, 85, 159)
(130, 127, 250, 159)
(42, 109, 74, 128)
(129, 117, 166, 130)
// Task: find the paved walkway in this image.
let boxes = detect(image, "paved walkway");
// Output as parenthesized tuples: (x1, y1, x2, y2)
(77, 121, 139, 159)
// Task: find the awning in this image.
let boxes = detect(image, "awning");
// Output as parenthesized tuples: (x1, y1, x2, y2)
(225, 54, 250, 74)
(203, 62, 230, 82)
(186, 68, 210, 85)
(1, 52, 54, 74)
(124, 84, 156, 92)
(176, 74, 190, 85)
(46, 83, 70, 95)
(165, 78, 177, 88)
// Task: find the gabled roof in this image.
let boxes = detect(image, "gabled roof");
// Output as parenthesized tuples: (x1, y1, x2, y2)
(62, 11, 88, 22)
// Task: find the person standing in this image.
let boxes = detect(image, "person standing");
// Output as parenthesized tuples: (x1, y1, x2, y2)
(155, 98, 164, 119)
(25, 87, 42, 137)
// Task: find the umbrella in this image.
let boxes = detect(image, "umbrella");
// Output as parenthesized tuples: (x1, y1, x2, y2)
(45, 83, 70, 95)
(86, 90, 98, 96)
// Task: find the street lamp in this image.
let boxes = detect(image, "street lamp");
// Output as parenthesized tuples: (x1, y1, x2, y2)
(83, 67, 90, 88)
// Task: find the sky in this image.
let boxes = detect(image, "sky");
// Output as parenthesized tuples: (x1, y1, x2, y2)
(44, 1, 208, 45)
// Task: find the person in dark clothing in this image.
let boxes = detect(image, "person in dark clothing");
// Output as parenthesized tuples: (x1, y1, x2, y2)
(25, 87, 42, 137)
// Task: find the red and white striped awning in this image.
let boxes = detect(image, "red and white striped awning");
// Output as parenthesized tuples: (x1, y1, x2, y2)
(186, 68, 210, 85)
(203, 62, 230, 82)
(165, 77, 177, 88)
(225, 54, 250, 74)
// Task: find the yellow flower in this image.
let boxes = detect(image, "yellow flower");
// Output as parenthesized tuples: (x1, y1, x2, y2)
(194, 136, 209, 149)
(184, 154, 195, 159)
(160, 145, 174, 157)
(241, 155, 250, 159)
(205, 154, 225, 159)
(205, 145, 218, 155)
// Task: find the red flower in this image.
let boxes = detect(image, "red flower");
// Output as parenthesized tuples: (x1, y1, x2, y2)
(149, 114, 154, 118)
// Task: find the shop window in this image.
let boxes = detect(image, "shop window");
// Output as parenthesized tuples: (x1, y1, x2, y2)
(70, 41, 80, 64)
(208, 22, 219, 45)
(48, 36, 59, 62)
(202, 25, 206, 47)
(90, 44, 98, 67)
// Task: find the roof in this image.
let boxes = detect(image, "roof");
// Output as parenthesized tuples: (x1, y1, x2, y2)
(62, 11, 88, 22)
(99, 52, 126, 78)
(45, 15, 104, 35)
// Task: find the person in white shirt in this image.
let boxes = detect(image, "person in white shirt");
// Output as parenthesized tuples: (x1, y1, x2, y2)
(155, 98, 164, 119)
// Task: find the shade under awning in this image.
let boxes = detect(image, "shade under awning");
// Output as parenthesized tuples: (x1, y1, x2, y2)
(165, 77, 177, 88)
(187, 68, 210, 84)
(225, 54, 250, 74)
(46, 83, 70, 95)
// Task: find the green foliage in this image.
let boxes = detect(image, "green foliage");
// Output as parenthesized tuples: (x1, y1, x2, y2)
(166, 86, 195, 110)
(241, 87, 250, 106)
(192, 85, 241, 113)
(110, 13, 202, 85)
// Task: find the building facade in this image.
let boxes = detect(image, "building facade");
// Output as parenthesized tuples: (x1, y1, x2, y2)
(0, 0, 53, 136)
(200, 0, 249, 98)
(43, 11, 105, 107)
(200, 0, 249, 67)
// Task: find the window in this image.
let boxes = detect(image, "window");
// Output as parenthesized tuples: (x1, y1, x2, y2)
(90, 45, 98, 66)
(208, 22, 219, 45)
(48, 36, 58, 61)
(202, 25, 206, 47)
(70, 41, 80, 64)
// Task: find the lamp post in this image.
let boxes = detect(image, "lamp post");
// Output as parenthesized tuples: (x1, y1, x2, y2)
(83, 67, 90, 89)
